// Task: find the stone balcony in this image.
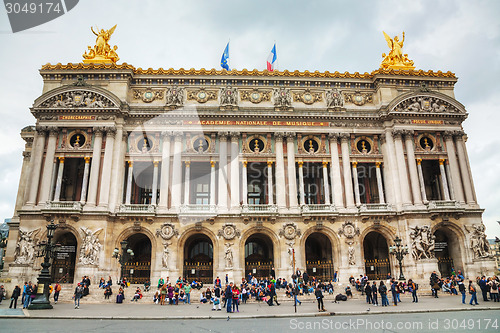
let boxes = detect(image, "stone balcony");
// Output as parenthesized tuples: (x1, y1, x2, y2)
(41, 201, 83, 213)
(301, 204, 335, 214)
(241, 204, 278, 214)
(117, 204, 156, 216)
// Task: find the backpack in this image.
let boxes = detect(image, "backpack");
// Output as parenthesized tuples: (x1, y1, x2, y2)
(414, 283, 419, 291)
(492, 282, 498, 291)
(335, 294, 347, 301)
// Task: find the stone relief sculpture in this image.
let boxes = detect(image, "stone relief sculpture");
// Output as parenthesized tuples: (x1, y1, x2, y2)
(220, 86, 238, 106)
(347, 242, 356, 265)
(79, 227, 102, 265)
(162, 242, 171, 269)
(224, 243, 234, 268)
(286, 241, 295, 266)
(279, 223, 301, 240)
(325, 88, 344, 108)
(40, 91, 114, 108)
(410, 226, 435, 260)
(165, 86, 185, 107)
(156, 223, 178, 240)
(466, 224, 491, 259)
(14, 228, 40, 265)
(394, 96, 460, 114)
(273, 87, 292, 109)
(218, 224, 240, 240)
(338, 221, 360, 239)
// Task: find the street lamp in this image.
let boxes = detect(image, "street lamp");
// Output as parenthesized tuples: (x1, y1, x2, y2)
(389, 236, 409, 281)
(28, 220, 61, 310)
(112, 240, 134, 283)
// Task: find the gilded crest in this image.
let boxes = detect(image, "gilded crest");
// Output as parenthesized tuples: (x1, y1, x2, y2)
(279, 223, 301, 240)
(187, 88, 217, 103)
(240, 89, 271, 104)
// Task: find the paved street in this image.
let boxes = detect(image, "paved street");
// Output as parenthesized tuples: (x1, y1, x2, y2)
(0, 310, 499, 333)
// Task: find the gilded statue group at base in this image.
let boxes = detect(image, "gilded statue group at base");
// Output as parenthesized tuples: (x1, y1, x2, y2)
(82, 25, 119, 64)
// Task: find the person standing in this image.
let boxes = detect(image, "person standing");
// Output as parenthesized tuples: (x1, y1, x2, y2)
(23, 282, 32, 309)
(225, 282, 233, 313)
(74, 283, 84, 309)
(365, 281, 372, 304)
(54, 282, 62, 304)
(184, 283, 191, 304)
(478, 276, 489, 302)
(469, 280, 479, 305)
(379, 281, 389, 306)
(293, 284, 302, 306)
(214, 285, 221, 310)
(371, 282, 378, 306)
(315, 286, 326, 312)
(333, 271, 338, 283)
(408, 279, 418, 303)
(488, 278, 499, 302)
(9, 285, 21, 309)
(430, 271, 439, 298)
(458, 279, 466, 304)
(21, 282, 28, 305)
(390, 280, 398, 306)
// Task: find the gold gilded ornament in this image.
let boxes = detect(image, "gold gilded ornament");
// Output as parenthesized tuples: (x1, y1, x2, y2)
(380, 31, 415, 70)
(82, 25, 119, 64)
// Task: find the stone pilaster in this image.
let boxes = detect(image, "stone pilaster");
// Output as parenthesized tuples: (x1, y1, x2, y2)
(340, 133, 355, 209)
(218, 132, 229, 212)
(230, 132, 240, 211)
(392, 129, 412, 206)
(53, 157, 65, 201)
(286, 132, 299, 210)
(274, 132, 286, 211)
(444, 131, 465, 203)
(86, 127, 103, 207)
(38, 127, 58, 205)
(98, 127, 117, 208)
(171, 132, 183, 211)
(329, 133, 342, 208)
(158, 131, 171, 211)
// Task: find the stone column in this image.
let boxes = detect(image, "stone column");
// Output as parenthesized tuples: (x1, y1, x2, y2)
(16, 151, 32, 211)
(454, 132, 475, 204)
(393, 130, 412, 206)
(49, 159, 58, 201)
(297, 161, 305, 205)
(125, 161, 133, 204)
(86, 127, 103, 207)
(352, 162, 361, 206)
(375, 162, 385, 204)
(267, 161, 274, 205)
(217, 132, 229, 212)
(171, 132, 183, 210)
(230, 132, 240, 210)
(108, 126, 124, 211)
(404, 131, 423, 205)
(328, 134, 342, 208)
(38, 127, 58, 205)
(322, 161, 331, 205)
(98, 127, 116, 208)
(184, 161, 191, 205)
(151, 161, 159, 205)
(210, 160, 216, 207)
(439, 159, 450, 201)
(80, 157, 91, 203)
(381, 131, 401, 207)
(286, 133, 299, 209)
(457, 133, 478, 202)
(53, 157, 65, 201)
(26, 127, 46, 206)
(274, 133, 286, 211)
(416, 159, 427, 203)
(241, 161, 248, 205)
(340, 134, 355, 208)
(158, 132, 171, 211)
(444, 131, 465, 203)
(445, 161, 455, 200)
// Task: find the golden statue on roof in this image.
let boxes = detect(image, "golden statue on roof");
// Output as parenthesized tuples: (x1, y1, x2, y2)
(82, 25, 119, 64)
(380, 31, 415, 70)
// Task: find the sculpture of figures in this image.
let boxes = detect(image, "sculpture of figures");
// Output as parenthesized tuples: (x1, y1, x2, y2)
(380, 31, 415, 70)
(83, 25, 119, 64)
(14, 229, 39, 265)
(347, 242, 355, 265)
(326, 88, 344, 108)
(466, 224, 491, 259)
(166, 86, 185, 107)
(224, 243, 234, 268)
(162, 242, 170, 269)
(220, 86, 238, 106)
(79, 227, 102, 265)
(286, 241, 295, 266)
(410, 226, 435, 260)
(273, 87, 292, 108)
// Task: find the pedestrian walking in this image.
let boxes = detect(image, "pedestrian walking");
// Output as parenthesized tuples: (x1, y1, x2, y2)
(408, 279, 418, 303)
(365, 281, 372, 304)
(371, 282, 378, 306)
(54, 282, 62, 304)
(468, 280, 479, 305)
(225, 282, 233, 313)
(293, 284, 302, 306)
(74, 283, 84, 309)
(315, 286, 326, 312)
(390, 280, 398, 306)
(9, 285, 21, 309)
(458, 279, 466, 304)
(379, 281, 389, 306)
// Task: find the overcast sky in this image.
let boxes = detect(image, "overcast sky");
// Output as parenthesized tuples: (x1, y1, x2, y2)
(0, 0, 499, 237)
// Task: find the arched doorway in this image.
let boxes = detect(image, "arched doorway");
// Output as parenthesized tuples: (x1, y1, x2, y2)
(305, 233, 334, 281)
(363, 231, 391, 280)
(183, 234, 213, 284)
(245, 233, 274, 278)
(51, 232, 77, 283)
(122, 233, 151, 284)
(434, 227, 463, 278)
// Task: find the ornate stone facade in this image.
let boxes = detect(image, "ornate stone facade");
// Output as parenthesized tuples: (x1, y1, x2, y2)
(1, 62, 495, 290)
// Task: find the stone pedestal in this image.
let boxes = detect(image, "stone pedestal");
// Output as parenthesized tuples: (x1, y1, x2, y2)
(415, 259, 439, 280)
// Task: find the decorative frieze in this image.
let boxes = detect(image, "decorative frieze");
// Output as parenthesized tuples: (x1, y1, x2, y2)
(240, 89, 271, 104)
(187, 88, 217, 103)
(133, 88, 164, 103)
(293, 89, 322, 105)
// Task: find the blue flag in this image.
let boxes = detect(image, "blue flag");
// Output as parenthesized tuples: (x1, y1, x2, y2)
(221, 42, 230, 70)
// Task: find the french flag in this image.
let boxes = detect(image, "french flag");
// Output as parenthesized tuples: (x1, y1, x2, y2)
(267, 43, 277, 71)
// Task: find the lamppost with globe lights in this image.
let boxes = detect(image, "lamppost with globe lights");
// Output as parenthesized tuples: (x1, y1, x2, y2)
(28, 220, 61, 310)
(112, 240, 134, 284)
(389, 236, 409, 281)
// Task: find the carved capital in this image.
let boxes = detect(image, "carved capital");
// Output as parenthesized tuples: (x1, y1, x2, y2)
(285, 132, 296, 141)
(48, 126, 59, 137)
(379, 133, 386, 144)
(297, 160, 304, 167)
(328, 132, 340, 141)
(93, 126, 104, 136)
(402, 129, 414, 139)
(352, 161, 358, 168)
(392, 129, 404, 139)
(443, 130, 454, 140)
(416, 158, 422, 165)
(275, 132, 285, 142)
(375, 161, 382, 168)
(105, 126, 117, 138)
(218, 131, 229, 142)
(230, 132, 240, 141)
(267, 160, 273, 167)
(339, 133, 350, 142)
(453, 130, 465, 140)
(161, 130, 172, 140)
(173, 131, 183, 142)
